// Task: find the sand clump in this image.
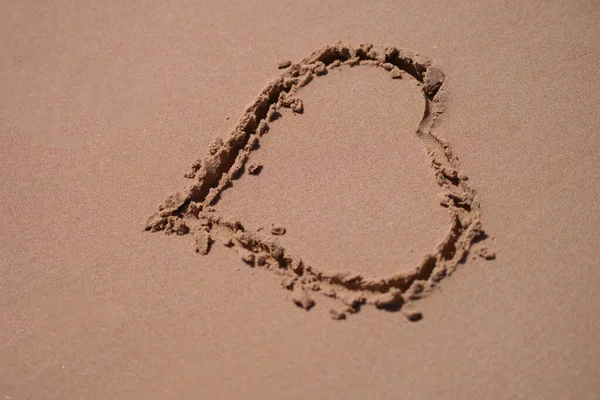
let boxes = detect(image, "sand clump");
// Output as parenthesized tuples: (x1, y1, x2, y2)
(247, 162, 263, 175)
(476, 247, 495, 260)
(145, 42, 491, 319)
(270, 224, 286, 236)
(277, 59, 292, 69)
(329, 308, 347, 320)
(402, 306, 423, 322)
(291, 285, 316, 310)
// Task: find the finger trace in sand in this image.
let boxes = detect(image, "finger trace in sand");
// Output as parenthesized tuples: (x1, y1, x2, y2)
(145, 42, 489, 318)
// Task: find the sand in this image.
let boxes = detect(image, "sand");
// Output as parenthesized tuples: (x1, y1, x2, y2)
(214, 64, 450, 278)
(145, 43, 486, 316)
(1, 0, 599, 399)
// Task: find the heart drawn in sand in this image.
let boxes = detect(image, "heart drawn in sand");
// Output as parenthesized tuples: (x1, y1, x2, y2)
(145, 43, 488, 320)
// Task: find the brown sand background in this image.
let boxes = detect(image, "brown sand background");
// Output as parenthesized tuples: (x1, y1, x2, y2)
(1, 0, 599, 398)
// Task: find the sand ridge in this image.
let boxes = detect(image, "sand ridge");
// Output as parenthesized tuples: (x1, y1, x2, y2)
(145, 42, 489, 319)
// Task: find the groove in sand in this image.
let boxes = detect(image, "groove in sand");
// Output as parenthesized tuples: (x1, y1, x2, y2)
(145, 42, 487, 319)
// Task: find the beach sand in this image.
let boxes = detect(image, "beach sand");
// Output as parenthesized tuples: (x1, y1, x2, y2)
(1, 0, 599, 398)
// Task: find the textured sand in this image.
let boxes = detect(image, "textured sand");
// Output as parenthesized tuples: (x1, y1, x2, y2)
(1, 0, 600, 399)
(216, 65, 448, 278)
(145, 42, 485, 316)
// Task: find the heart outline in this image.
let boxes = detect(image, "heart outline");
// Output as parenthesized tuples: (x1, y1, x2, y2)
(145, 43, 486, 318)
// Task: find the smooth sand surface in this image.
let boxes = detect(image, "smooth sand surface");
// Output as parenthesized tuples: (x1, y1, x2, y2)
(1, 0, 599, 399)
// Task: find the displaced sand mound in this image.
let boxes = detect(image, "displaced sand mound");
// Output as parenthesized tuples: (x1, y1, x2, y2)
(145, 43, 490, 319)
